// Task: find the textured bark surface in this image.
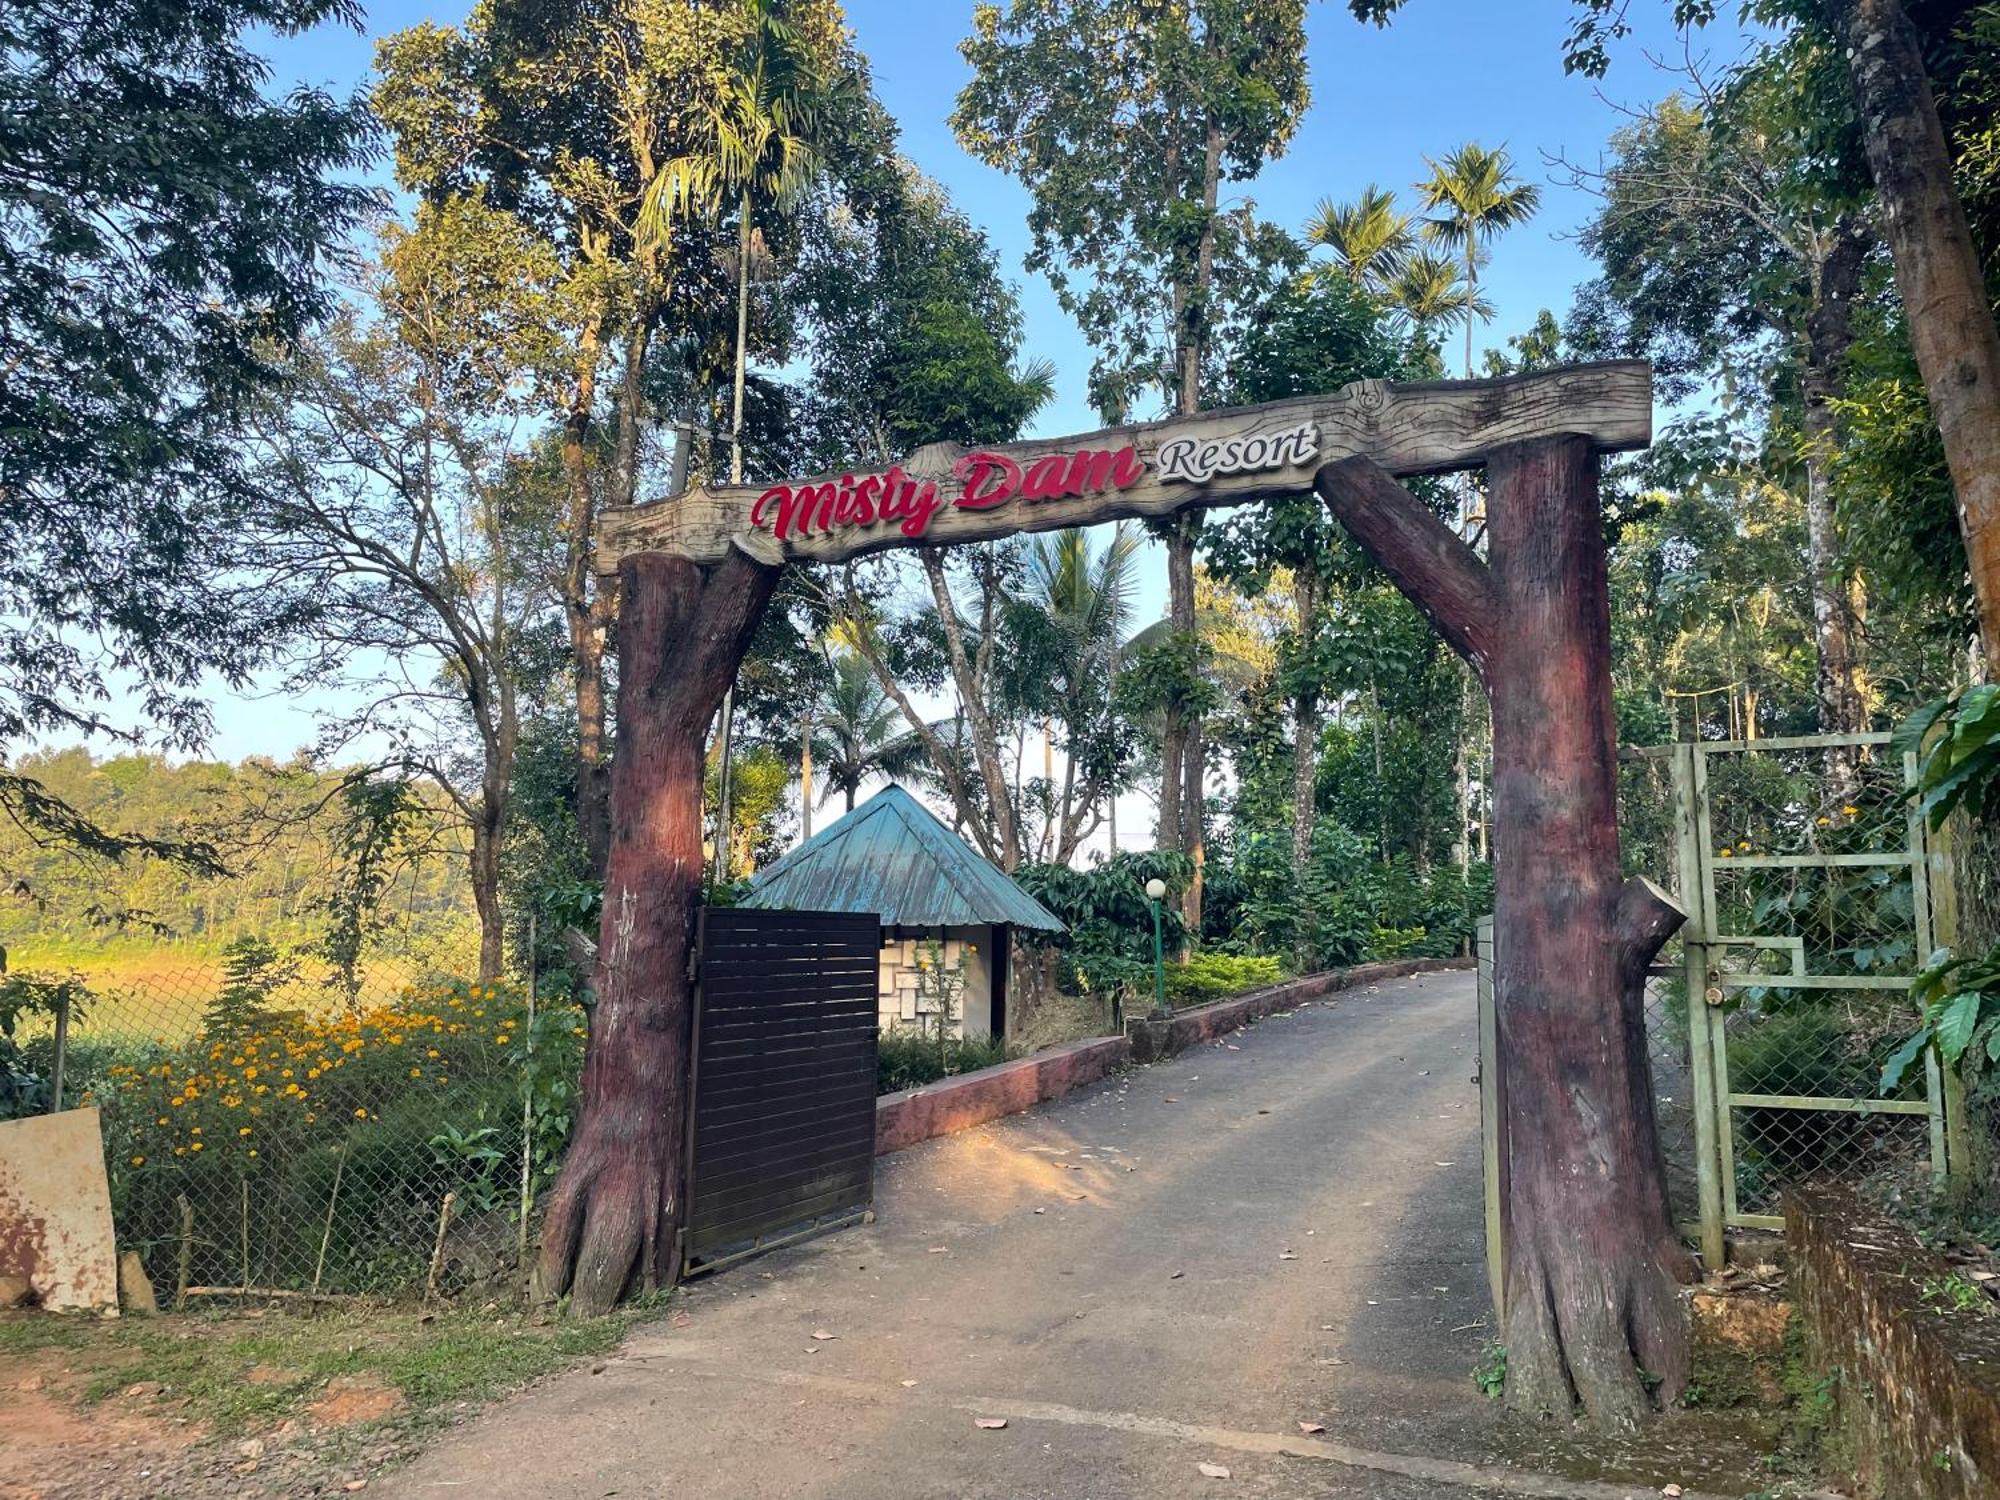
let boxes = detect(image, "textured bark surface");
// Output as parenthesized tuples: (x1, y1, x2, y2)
(1828, 0, 2000, 675)
(1801, 216, 1871, 743)
(532, 548, 779, 1315)
(1317, 437, 1692, 1429)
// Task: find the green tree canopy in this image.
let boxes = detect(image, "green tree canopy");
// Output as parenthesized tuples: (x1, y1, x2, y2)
(0, 0, 375, 854)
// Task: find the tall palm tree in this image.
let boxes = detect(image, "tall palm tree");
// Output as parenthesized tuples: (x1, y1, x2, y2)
(641, 0, 839, 484)
(1413, 143, 1542, 378)
(812, 649, 927, 814)
(1304, 189, 1487, 343)
(1025, 523, 1140, 667)
(1304, 184, 1415, 292)
(1413, 144, 1537, 879)
(1023, 523, 1139, 861)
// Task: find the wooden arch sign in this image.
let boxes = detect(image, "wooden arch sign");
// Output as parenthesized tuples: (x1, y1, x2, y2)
(545, 358, 1694, 1429)
(595, 360, 1653, 571)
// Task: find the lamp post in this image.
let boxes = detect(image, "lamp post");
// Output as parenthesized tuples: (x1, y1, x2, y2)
(1144, 877, 1168, 1017)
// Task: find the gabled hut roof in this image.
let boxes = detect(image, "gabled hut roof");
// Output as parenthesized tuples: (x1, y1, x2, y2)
(743, 785, 1063, 932)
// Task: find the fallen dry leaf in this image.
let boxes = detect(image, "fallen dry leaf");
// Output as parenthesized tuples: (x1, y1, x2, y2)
(1197, 1462, 1232, 1479)
(811, 1329, 836, 1341)
(1297, 1422, 1325, 1435)
(1661, 1488, 1683, 1498)
(1279, 1250, 1299, 1261)
(900, 1380, 918, 1388)
(975, 1417, 1008, 1430)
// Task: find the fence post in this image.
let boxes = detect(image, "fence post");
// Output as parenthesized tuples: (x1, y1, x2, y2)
(1926, 805, 1974, 1187)
(519, 913, 537, 1264)
(49, 992, 69, 1113)
(1476, 916, 1503, 1317)
(1672, 741, 1727, 1271)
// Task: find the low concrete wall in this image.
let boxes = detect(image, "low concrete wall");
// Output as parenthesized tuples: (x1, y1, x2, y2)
(875, 1033, 1130, 1154)
(874, 956, 1470, 1156)
(1788, 1184, 2000, 1498)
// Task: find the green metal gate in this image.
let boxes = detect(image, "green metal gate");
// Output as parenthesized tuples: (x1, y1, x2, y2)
(1480, 732, 1959, 1292)
(1641, 733, 1953, 1265)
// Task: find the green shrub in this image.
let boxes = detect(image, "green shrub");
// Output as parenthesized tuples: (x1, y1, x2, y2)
(877, 1030, 1012, 1094)
(1163, 952, 1281, 1005)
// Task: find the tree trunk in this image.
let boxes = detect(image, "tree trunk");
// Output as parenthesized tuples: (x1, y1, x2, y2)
(1158, 95, 1221, 909)
(562, 318, 612, 878)
(1317, 436, 1692, 1429)
(920, 548, 1018, 868)
(731, 189, 753, 486)
(1291, 567, 1321, 971)
(1802, 218, 1871, 742)
(470, 790, 505, 984)
(532, 548, 779, 1314)
(800, 713, 814, 841)
(1828, 0, 2000, 677)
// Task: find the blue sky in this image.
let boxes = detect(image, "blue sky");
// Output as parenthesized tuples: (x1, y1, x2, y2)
(164, 0, 1760, 766)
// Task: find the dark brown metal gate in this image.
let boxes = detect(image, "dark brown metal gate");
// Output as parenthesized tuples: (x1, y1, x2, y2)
(681, 906, 880, 1276)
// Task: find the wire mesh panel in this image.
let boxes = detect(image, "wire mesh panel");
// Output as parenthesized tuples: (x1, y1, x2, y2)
(3, 928, 583, 1301)
(683, 907, 880, 1275)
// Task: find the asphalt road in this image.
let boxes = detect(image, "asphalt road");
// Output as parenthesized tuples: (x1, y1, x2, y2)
(373, 970, 1681, 1500)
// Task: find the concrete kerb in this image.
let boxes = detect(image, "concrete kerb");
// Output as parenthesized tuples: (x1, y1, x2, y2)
(873, 956, 1471, 1155)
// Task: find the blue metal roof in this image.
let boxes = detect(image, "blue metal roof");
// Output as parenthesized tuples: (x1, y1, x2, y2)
(743, 786, 1064, 932)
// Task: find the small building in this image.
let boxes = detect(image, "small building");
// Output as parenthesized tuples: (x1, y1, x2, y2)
(742, 785, 1063, 1041)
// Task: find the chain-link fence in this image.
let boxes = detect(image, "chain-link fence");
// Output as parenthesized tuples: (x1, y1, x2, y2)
(3, 925, 584, 1302)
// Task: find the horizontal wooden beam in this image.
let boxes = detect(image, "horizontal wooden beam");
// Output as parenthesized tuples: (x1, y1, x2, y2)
(597, 359, 1652, 572)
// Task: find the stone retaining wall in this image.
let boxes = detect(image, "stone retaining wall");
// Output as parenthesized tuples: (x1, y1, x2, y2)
(1788, 1184, 2000, 1498)
(874, 957, 1470, 1155)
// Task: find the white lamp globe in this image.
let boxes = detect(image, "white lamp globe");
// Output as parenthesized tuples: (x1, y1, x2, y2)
(1144, 877, 1168, 901)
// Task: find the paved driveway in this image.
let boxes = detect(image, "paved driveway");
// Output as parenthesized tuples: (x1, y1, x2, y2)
(374, 970, 1672, 1500)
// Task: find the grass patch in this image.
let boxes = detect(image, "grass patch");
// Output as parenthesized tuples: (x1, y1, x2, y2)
(3, 1293, 667, 1440)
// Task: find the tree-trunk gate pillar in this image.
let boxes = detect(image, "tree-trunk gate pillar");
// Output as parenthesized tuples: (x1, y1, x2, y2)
(1316, 434, 1690, 1429)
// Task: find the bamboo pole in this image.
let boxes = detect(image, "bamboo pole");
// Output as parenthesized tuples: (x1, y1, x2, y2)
(312, 1146, 347, 1297)
(174, 1194, 193, 1312)
(426, 1191, 457, 1304)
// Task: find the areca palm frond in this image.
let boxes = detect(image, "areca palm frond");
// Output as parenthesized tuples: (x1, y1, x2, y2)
(1413, 143, 1543, 252)
(1303, 183, 1415, 291)
(813, 648, 928, 811)
(636, 0, 835, 244)
(1025, 522, 1139, 663)
(1389, 249, 1493, 333)
(1013, 357, 1060, 422)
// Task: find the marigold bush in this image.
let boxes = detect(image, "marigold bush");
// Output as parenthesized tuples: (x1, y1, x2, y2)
(91, 977, 585, 1296)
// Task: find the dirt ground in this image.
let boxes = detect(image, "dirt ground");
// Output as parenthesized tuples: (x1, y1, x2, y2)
(0, 1298, 643, 1499)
